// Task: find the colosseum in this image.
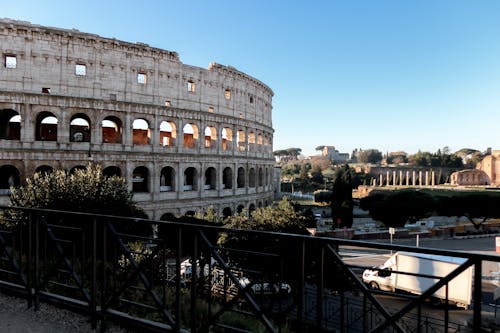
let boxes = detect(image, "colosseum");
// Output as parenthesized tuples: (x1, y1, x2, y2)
(0, 19, 275, 219)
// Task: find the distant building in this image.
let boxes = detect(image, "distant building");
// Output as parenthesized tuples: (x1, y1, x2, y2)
(449, 169, 490, 186)
(322, 146, 349, 163)
(477, 150, 500, 186)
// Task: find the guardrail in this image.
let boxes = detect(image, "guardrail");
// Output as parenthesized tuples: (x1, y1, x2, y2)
(0, 205, 499, 332)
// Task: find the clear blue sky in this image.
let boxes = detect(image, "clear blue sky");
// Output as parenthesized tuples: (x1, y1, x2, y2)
(4, 0, 500, 156)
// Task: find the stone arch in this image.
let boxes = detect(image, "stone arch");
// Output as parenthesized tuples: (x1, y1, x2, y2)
(103, 166, 121, 177)
(223, 167, 233, 189)
(237, 129, 246, 151)
(0, 109, 21, 140)
(159, 120, 176, 147)
(132, 118, 150, 145)
(70, 113, 91, 142)
(222, 207, 232, 218)
(35, 165, 54, 175)
(35, 111, 58, 141)
(0, 165, 20, 193)
(237, 204, 245, 213)
(221, 127, 232, 151)
(204, 126, 217, 149)
(249, 168, 256, 188)
(133, 166, 149, 192)
(257, 133, 263, 145)
(102, 116, 122, 143)
(70, 165, 86, 174)
(237, 167, 245, 188)
(183, 123, 199, 148)
(204, 167, 216, 190)
(248, 131, 256, 151)
(160, 212, 176, 221)
(160, 166, 175, 192)
(248, 203, 256, 214)
(184, 167, 198, 191)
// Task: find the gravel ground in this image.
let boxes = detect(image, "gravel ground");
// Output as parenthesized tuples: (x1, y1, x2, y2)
(0, 291, 131, 333)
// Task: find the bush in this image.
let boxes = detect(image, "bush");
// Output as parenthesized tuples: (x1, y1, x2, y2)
(9, 163, 145, 218)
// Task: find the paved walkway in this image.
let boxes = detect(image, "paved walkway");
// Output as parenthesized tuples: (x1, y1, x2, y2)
(0, 292, 129, 333)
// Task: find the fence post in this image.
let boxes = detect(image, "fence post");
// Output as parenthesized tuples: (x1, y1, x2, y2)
(27, 211, 33, 309)
(473, 259, 482, 330)
(91, 217, 97, 329)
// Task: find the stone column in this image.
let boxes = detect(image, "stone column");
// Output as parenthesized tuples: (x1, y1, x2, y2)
(425, 171, 429, 186)
(419, 171, 423, 186)
(386, 171, 390, 186)
(379, 174, 383, 186)
(412, 171, 416, 186)
(399, 170, 403, 186)
(406, 171, 410, 186)
(393, 171, 397, 186)
(431, 171, 435, 186)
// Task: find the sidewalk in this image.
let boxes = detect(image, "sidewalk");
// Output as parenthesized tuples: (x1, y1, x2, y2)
(0, 292, 129, 333)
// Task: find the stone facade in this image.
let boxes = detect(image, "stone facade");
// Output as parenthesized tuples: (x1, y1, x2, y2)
(0, 19, 275, 219)
(449, 169, 490, 186)
(477, 150, 500, 186)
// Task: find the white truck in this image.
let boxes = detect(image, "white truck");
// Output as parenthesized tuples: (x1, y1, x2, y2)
(362, 251, 473, 309)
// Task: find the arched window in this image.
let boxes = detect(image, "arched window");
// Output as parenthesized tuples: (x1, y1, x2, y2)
(249, 168, 256, 188)
(159, 121, 176, 146)
(222, 207, 232, 218)
(36, 112, 58, 141)
(248, 131, 256, 151)
(160, 213, 176, 221)
(0, 109, 21, 140)
(221, 127, 232, 151)
(204, 126, 217, 149)
(257, 133, 263, 145)
(160, 166, 175, 192)
(183, 123, 199, 148)
(103, 166, 121, 177)
(223, 167, 233, 189)
(133, 119, 150, 145)
(35, 165, 53, 175)
(184, 167, 197, 191)
(70, 165, 86, 174)
(237, 129, 246, 152)
(102, 116, 122, 143)
(237, 167, 245, 188)
(0, 165, 20, 194)
(70, 114, 91, 142)
(133, 166, 149, 192)
(204, 167, 216, 190)
(237, 205, 245, 213)
(248, 204, 256, 214)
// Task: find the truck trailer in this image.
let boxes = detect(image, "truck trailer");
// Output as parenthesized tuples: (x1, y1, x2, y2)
(362, 251, 473, 309)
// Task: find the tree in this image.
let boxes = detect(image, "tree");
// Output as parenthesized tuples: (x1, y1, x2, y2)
(310, 164, 324, 185)
(330, 165, 353, 228)
(9, 163, 145, 218)
(435, 192, 500, 229)
(360, 189, 435, 227)
(222, 198, 310, 235)
(356, 149, 383, 164)
(219, 198, 312, 275)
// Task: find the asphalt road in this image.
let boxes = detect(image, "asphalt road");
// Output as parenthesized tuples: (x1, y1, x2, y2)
(338, 235, 500, 331)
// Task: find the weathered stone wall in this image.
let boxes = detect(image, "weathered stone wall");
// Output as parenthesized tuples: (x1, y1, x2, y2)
(0, 19, 275, 219)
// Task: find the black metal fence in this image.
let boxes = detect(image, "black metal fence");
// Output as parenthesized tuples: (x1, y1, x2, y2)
(0, 205, 499, 332)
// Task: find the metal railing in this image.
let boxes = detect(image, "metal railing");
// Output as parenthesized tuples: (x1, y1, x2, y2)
(0, 205, 499, 332)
